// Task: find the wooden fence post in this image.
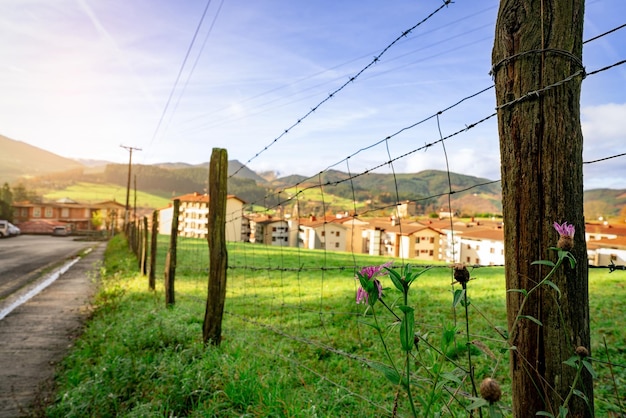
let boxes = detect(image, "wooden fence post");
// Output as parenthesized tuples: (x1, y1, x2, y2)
(203, 148, 228, 345)
(165, 199, 179, 307)
(149, 210, 158, 290)
(141, 216, 148, 275)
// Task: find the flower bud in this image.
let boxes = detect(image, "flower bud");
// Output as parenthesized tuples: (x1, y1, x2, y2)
(480, 378, 502, 404)
(453, 263, 470, 285)
(575, 346, 589, 358)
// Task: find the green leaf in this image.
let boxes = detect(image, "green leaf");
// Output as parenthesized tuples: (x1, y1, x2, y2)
(387, 268, 405, 293)
(536, 412, 554, 417)
(563, 355, 579, 368)
(466, 397, 489, 411)
(531, 260, 556, 267)
(519, 315, 543, 326)
(368, 362, 403, 386)
(507, 288, 528, 297)
(582, 359, 597, 379)
(453, 289, 465, 308)
(399, 305, 415, 352)
(573, 389, 589, 404)
(558, 405, 568, 418)
(543, 279, 561, 299)
(440, 371, 462, 385)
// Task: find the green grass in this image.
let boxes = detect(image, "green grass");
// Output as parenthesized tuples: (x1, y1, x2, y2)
(43, 182, 171, 209)
(46, 236, 626, 417)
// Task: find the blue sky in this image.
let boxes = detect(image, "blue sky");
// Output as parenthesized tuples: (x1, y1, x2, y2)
(0, 0, 624, 189)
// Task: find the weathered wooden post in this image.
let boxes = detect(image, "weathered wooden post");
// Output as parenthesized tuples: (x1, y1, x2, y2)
(203, 148, 228, 345)
(492, 0, 592, 416)
(164, 199, 179, 307)
(141, 216, 148, 275)
(149, 210, 158, 290)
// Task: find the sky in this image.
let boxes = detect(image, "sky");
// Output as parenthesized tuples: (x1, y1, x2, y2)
(0, 0, 624, 190)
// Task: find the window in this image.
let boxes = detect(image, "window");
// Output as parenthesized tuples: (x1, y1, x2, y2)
(475, 258, 480, 264)
(490, 248, 495, 254)
(416, 237, 420, 244)
(476, 245, 480, 251)
(272, 237, 276, 242)
(321, 231, 325, 237)
(33, 207, 41, 217)
(467, 244, 471, 249)
(45, 207, 53, 218)
(335, 242, 339, 248)
(466, 257, 470, 263)
(429, 250, 433, 256)
(272, 227, 277, 232)
(430, 237, 434, 243)
(21, 208, 28, 217)
(336, 231, 340, 237)
(84, 208, 90, 217)
(61, 208, 69, 218)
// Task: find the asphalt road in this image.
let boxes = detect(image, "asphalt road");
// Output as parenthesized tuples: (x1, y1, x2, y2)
(0, 237, 105, 417)
(0, 235, 95, 301)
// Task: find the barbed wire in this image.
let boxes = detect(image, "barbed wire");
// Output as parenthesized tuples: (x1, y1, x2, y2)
(230, 0, 454, 177)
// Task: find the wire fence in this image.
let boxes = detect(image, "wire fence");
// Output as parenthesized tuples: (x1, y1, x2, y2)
(124, 10, 626, 416)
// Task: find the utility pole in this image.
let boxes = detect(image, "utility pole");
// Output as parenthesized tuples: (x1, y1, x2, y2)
(120, 145, 142, 229)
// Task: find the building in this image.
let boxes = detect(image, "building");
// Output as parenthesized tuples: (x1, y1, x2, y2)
(458, 227, 505, 265)
(160, 192, 246, 242)
(11, 198, 124, 234)
(297, 215, 347, 251)
(249, 215, 289, 246)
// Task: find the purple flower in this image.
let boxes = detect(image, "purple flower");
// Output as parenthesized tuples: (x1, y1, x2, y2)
(355, 262, 391, 305)
(553, 221, 575, 238)
(359, 262, 392, 280)
(554, 221, 575, 251)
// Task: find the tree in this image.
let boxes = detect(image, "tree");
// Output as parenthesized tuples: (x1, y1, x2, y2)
(0, 183, 12, 204)
(492, 1, 592, 416)
(0, 183, 13, 220)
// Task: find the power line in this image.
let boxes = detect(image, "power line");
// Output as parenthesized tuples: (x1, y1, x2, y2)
(147, 0, 213, 149)
(231, 0, 455, 177)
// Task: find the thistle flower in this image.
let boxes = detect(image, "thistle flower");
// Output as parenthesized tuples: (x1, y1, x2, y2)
(575, 346, 589, 358)
(355, 262, 391, 305)
(553, 221, 575, 251)
(479, 378, 502, 404)
(452, 263, 470, 286)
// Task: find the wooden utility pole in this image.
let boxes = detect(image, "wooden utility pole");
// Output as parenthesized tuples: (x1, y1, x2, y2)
(120, 145, 141, 230)
(492, 1, 592, 416)
(203, 148, 228, 345)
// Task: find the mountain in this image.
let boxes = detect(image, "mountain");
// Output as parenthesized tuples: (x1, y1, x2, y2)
(0, 134, 84, 182)
(1, 135, 624, 218)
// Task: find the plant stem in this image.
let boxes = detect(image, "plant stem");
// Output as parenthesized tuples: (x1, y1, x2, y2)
(402, 288, 419, 418)
(509, 256, 563, 343)
(463, 284, 481, 417)
(562, 359, 583, 410)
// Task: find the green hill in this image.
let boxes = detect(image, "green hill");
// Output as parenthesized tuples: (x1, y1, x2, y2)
(0, 134, 84, 182)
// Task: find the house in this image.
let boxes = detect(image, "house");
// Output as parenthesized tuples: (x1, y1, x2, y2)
(401, 226, 445, 261)
(160, 192, 246, 242)
(458, 227, 505, 266)
(249, 215, 289, 246)
(11, 198, 122, 234)
(297, 215, 347, 251)
(587, 236, 626, 266)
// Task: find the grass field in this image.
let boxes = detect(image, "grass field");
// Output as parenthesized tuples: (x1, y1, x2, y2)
(45, 236, 626, 417)
(43, 182, 171, 209)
